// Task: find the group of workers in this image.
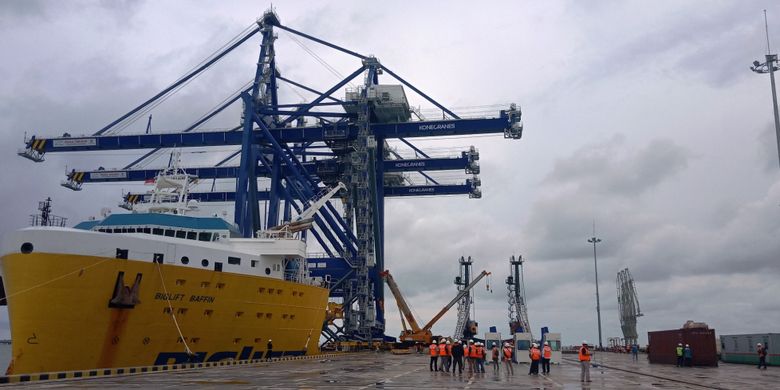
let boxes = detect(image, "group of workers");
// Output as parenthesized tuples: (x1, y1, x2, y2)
(675, 343, 694, 367)
(427, 339, 556, 377)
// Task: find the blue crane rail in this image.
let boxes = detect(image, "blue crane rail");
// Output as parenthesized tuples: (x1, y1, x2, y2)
(19, 115, 520, 160)
(121, 181, 476, 205)
(65, 155, 475, 184)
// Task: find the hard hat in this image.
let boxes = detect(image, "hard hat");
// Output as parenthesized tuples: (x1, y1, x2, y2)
(544, 341, 549, 346)
(504, 342, 509, 346)
(685, 344, 689, 347)
(446, 341, 451, 344)
(758, 343, 762, 346)
(268, 339, 272, 342)
(469, 340, 474, 344)
(678, 343, 682, 346)
(582, 340, 588, 344)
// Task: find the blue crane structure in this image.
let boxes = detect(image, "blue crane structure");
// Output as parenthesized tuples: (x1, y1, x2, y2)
(17, 10, 523, 343)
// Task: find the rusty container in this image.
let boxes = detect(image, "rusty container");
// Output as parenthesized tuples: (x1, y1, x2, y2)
(647, 328, 718, 366)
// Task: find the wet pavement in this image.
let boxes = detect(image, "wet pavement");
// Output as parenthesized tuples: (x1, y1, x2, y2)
(7, 351, 779, 388)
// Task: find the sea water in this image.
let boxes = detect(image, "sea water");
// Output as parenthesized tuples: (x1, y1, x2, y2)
(0, 343, 10, 373)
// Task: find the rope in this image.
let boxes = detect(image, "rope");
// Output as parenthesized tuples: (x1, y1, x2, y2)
(154, 260, 193, 356)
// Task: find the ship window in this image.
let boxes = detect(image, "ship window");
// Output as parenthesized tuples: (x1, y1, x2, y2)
(289, 314, 296, 320)
(204, 309, 213, 317)
(201, 259, 209, 267)
(282, 314, 288, 319)
(127, 228, 135, 233)
(254, 338, 262, 343)
(177, 308, 188, 315)
(217, 283, 225, 289)
(233, 338, 241, 344)
(143, 228, 151, 234)
(265, 267, 271, 275)
(214, 262, 223, 272)
(277, 289, 283, 295)
(228, 256, 241, 265)
(186, 231, 197, 240)
(256, 312, 263, 319)
(201, 282, 210, 288)
(251, 260, 259, 268)
(163, 307, 172, 314)
(180, 256, 189, 265)
(175, 230, 186, 239)
(235, 311, 244, 318)
(116, 248, 128, 259)
(258, 287, 266, 293)
(152, 228, 164, 235)
(292, 291, 298, 297)
(299, 292, 304, 297)
(113, 228, 122, 233)
(175, 279, 186, 286)
(265, 313, 272, 319)
(20, 242, 33, 254)
(191, 338, 200, 344)
(164, 229, 175, 237)
(198, 232, 212, 242)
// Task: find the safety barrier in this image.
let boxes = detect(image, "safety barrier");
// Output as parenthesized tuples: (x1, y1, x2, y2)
(0, 352, 348, 385)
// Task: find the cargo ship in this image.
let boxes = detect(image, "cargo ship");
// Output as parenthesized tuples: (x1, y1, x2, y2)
(0, 161, 332, 375)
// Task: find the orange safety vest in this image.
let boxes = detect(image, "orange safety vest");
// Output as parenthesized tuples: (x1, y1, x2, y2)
(530, 347, 541, 361)
(429, 344, 438, 356)
(463, 345, 470, 356)
(469, 345, 479, 358)
(543, 345, 552, 359)
(578, 346, 590, 362)
(439, 344, 448, 356)
(447, 344, 452, 355)
(503, 347, 513, 359)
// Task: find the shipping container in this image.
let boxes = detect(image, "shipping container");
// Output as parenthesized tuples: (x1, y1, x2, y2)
(720, 333, 779, 366)
(647, 328, 718, 366)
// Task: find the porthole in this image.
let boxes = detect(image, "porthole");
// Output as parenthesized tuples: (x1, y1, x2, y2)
(265, 267, 271, 275)
(20, 242, 33, 254)
(181, 256, 189, 265)
(201, 259, 209, 267)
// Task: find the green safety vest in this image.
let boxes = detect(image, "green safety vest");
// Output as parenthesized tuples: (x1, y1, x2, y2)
(676, 346, 683, 356)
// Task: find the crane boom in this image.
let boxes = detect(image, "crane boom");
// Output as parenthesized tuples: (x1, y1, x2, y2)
(422, 270, 490, 331)
(380, 270, 422, 332)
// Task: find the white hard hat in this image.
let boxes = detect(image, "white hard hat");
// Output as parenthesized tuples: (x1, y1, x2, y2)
(757, 343, 762, 346)
(678, 343, 682, 346)
(268, 339, 272, 342)
(446, 340, 451, 344)
(504, 342, 509, 347)
(582, 340, 588, 344)
(469, 340, 474, 343)
(544, 341, 549, 345)
(685, 344, 689, 347)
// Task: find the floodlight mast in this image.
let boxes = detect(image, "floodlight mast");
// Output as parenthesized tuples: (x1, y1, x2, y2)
(750, 10, 780, 169)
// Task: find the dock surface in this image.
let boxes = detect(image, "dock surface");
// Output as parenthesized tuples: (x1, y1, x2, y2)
(9, 352, 779, 388)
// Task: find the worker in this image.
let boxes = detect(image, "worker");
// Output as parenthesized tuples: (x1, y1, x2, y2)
(675, 343, 684, 367)
(528, 342, 541, 375)
(475, 342, 485, 373)
(429, 340, 439, 372)
(757, 343, 768, 370)
(631, 343, 639, 361)
(467, 340, 478, 373)
(438, 339, 449, 372)
(266, 339, 273, 361)
(683, 344, 692, 367)
(451, 340, 464, 374)
(503, 342, 514, 375)
(542, 341, 552, 374)
(579, 341, 591, 383)
(491, 342, 500, 373)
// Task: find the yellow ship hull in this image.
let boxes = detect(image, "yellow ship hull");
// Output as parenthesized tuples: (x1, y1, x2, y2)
(1, 252, 329, 375)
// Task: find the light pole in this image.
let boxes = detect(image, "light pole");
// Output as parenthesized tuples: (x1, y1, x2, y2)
(588, 236, 603, 350)
(751, 10, 780, 169)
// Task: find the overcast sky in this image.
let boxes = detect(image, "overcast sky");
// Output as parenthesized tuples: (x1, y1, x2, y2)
(1, 0, 779, 347)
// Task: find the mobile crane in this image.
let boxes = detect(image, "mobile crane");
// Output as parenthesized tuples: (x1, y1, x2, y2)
(380, 269, 491, 344)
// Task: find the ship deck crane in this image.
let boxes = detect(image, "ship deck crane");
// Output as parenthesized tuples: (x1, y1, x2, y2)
(381, 269, 490, 344)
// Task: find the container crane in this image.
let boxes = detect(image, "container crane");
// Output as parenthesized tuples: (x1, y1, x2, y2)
(380, 269, 490, 344)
